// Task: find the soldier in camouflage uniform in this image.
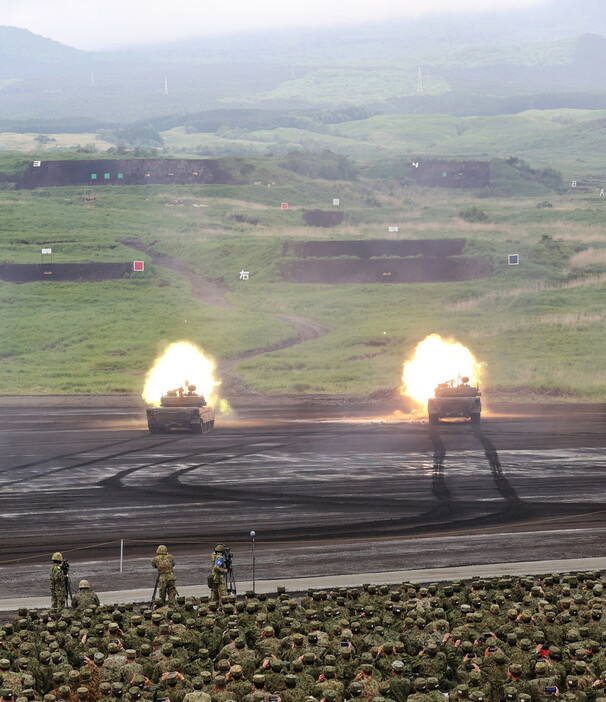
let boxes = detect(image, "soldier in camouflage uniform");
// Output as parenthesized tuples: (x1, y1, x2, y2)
(182, 678, 211, 702)
(225, 665, 253, 702)
(49, 554, 67, 612)
(405, 678, 430, 702)
(181, 649, 213, 680)
(152, 546, 177, 608)
(280, 674, 306, 702)
(120, 650, 143, 686)
(157, 672, 190, 702)
(100, 643, 127, 683)
(209, 546, 228, 603)
(72, 582, 100, 613)
(314, 667, 344, 702)
(152, 644, 177, 683)
(183, 677, 210, 702)
(288, 660, 315, 698)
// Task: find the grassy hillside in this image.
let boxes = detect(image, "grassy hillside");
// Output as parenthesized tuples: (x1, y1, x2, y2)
(0, 152, 604, 400)
(7, 109, 606, 184)
(159, 110, 606, 181)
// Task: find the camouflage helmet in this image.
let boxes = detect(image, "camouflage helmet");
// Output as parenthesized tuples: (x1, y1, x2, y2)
(78, 580, 90, 590)
(426, 677, 439, 690)
(156, 545, 168, 555)
(52, 552, 63, 562)
(214, 543, 226, 553)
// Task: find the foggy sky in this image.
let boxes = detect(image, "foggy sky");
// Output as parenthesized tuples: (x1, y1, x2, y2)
(1, 0, 550, 51)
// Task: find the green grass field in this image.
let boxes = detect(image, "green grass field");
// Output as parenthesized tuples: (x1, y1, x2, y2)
(0, 141, 605, 400)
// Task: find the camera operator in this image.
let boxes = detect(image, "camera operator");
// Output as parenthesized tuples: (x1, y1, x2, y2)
(49, 552, 68, 611)
(209, 544, 229, 602)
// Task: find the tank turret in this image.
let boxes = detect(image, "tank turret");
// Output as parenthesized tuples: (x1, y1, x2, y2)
(147, 381, 215, 434)
(160, 382, 207, 408)
(428, 376, 481, 424)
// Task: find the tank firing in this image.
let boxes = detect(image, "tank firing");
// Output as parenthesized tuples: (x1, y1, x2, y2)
(143, 341, 220, 407)
(143, 342, 219, 434)
(400, 333, 484, 423)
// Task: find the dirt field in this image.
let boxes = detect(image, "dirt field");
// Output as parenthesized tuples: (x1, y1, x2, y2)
(0, 398, 604, 598)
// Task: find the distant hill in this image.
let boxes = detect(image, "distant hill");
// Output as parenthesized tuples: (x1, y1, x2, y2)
(0, 26, 86, 75)
(0, 0, 605, 125)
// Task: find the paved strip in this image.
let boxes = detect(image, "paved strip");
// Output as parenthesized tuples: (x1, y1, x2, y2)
(3, 556, 606, 611)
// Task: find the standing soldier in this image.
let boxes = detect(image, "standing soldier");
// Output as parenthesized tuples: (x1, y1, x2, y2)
(152, 545, 176, 608)
(209, 544, 227, 603)
(50, 552, 67, 611)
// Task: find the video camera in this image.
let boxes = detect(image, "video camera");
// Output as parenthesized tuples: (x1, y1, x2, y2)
(222, 546, 236, 596)
(59, 558, 73, 607)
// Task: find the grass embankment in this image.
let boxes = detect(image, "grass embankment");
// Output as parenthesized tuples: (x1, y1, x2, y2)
(0, 156, 604, 399)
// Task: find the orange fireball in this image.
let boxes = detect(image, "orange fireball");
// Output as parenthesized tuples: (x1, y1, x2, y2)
(401, 334, 483, 407)
(143, 342, 220, 407)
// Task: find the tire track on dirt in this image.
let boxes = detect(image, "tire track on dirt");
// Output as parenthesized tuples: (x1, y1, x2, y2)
(0, 439, 179, 488)
(473, 428, 523, 506)
(429, 429, 452, 508)
(419, 424, 527, 534)
(0, 435, 154, 475)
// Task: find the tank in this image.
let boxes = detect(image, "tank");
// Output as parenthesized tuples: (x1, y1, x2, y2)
(427, 376, 481, 425)
(146, 383, 216, 434)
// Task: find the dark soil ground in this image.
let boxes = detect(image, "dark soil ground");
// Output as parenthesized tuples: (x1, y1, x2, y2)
(279, 256, 492, 283)
(0, 262, 131, 282)
(0, 399, 604, 600)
